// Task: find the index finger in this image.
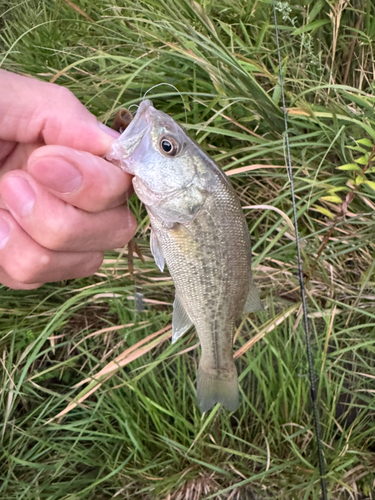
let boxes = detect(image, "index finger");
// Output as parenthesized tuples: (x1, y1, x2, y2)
(0, 69, 118, 156)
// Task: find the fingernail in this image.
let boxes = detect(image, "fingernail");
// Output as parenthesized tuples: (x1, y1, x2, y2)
(0, 217, 10, 250)
(2, 177, 35, 217)
(31, 158, 82, 193)
(98, 121, 120, 139)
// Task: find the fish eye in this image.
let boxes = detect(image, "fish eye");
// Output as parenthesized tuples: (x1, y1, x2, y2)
(159, 136, 180, 157)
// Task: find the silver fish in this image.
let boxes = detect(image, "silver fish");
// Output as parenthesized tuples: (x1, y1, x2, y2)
(106, 100, 262, 412)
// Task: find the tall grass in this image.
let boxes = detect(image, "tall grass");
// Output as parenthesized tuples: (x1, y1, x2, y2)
(0, 0, 375, 498)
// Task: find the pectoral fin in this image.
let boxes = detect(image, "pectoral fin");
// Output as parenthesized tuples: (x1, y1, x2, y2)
(150, 230, 165, 272)
(172, 295, 193, 344)
(243, 281, 263, 313)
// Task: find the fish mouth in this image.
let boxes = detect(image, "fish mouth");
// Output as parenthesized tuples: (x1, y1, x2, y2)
(106, 99, 154, 173)
(124, 99, 153, 138)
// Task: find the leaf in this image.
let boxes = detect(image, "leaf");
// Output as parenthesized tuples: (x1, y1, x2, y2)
(337, 163, 361, 171)
(292, 19, 330, 35)
(357, 138, 373, 148)
(320, 195, 342, 203)
(272, 83, 281, 104)
(355, 155, 370, 165)
(328, 187, 350, 193)
(307, 0, 325, 23)
(238, 60, 260, 73)
(356, 175, 365, 185)
(364, 180, 375, 192)
(313, 206, 335, 219)
(346, 146, 368, 154)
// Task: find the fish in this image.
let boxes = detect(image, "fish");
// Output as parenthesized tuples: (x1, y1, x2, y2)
(106, 99, 263, 412)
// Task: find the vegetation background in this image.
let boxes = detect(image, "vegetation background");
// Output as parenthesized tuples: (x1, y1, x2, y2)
(1, 0, 375, 498)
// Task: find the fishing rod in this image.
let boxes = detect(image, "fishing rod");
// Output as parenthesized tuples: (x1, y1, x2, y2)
(272, 2, 328, 499)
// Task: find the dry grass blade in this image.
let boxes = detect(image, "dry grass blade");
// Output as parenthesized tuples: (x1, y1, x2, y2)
(328, 0, 350, 86)
(72, 322, 144, 349)
(62, 0, 94, 22)
(243, 204, 296, 236)
(225, 164, 287, 176)
(75, 324, 172, 388)
(234, 304, 299, 359)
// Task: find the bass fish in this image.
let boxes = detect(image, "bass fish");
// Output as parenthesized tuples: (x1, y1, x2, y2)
(106, 100, 262, 412)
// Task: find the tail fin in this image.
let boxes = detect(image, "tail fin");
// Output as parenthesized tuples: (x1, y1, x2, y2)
(196, 363, 239, 413)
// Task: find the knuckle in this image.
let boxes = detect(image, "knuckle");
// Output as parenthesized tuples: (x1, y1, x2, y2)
(54, 85, 77, 105)
(38, 219, 72, 251)
(10, 259, 39, 284)
(9, 251, 52, 284)
(38, 252, 52, 268)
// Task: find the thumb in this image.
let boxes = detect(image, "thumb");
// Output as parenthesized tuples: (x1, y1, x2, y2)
(0, 69, 119, 156)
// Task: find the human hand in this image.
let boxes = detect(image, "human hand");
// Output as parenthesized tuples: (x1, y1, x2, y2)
(0, 69, 136, 289)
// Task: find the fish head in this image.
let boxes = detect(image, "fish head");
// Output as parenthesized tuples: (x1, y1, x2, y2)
(106, 100, 217, 222)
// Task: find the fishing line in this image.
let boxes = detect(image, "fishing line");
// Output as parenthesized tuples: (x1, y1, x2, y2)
(142, 83, 188, 124)
(272, 2, 328, 499)
(127, 104, 139, 113)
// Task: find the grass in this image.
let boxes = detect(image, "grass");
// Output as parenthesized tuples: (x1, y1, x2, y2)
(0, 0, 375, 498)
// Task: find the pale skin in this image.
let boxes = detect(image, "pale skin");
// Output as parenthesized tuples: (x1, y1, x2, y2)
(0, 69, 137, 289)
